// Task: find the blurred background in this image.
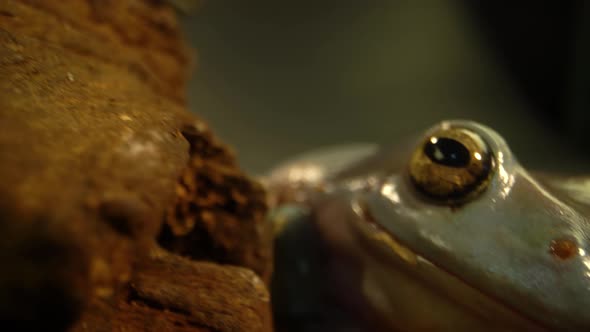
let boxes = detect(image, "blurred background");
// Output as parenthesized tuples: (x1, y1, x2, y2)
(180, 1, 590, 174)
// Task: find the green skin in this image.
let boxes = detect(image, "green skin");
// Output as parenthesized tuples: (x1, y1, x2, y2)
(269, 120, 590, 332)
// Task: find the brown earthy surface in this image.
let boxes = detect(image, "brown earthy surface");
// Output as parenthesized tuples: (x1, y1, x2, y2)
(158, 123, 272, 285)
(0, 0, 272, 331)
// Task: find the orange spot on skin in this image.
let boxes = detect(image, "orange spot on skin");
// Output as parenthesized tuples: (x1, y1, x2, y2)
(549, 238, 578, 260)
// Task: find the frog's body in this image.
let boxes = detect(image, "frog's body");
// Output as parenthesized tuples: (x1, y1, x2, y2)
(269, 120, 590, 331)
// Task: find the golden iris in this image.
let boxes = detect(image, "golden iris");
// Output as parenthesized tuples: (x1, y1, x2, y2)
(408, 127, 494, 204)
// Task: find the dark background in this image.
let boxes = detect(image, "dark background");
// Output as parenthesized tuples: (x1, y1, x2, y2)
(181, 1, 590, 174)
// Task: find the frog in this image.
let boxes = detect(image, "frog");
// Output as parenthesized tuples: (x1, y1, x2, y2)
(267, 120, 590, 332)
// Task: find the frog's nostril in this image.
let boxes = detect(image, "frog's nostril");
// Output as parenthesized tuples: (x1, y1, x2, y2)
(549, 238, 578, 260)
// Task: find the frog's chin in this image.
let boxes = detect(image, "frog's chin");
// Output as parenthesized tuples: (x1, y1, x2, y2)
(352, 226, 547, 332)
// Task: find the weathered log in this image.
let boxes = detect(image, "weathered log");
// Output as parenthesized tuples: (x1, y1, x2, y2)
(0, 1, 272, 331)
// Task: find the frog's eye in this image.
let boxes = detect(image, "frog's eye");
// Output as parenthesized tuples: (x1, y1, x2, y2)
(408, 126, 494, 203)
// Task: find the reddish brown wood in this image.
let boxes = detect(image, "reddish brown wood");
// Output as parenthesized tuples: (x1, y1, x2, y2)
(0, 1, 273, 331)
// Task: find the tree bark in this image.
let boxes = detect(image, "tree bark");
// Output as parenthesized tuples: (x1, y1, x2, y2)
(0, 1, 272, 331)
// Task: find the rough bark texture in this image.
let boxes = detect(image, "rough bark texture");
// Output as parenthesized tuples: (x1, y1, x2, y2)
(0, 1, 272, 331)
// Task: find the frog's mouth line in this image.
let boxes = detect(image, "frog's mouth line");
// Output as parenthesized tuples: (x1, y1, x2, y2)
(350, 199, 547, 331)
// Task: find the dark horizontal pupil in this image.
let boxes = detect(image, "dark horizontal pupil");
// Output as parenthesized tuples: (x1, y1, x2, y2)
(424, 137, 471, 167)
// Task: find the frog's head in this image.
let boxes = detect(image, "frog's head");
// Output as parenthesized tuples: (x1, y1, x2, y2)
(345, 120, 590, 330)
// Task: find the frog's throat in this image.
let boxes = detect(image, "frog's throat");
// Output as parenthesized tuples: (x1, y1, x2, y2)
(350, 216, 548, 332)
